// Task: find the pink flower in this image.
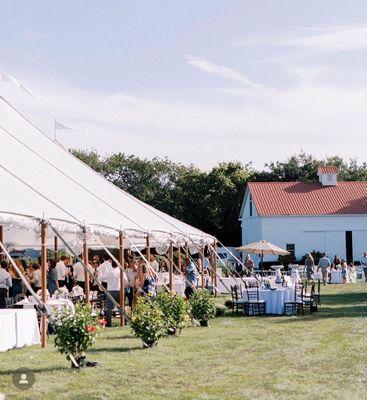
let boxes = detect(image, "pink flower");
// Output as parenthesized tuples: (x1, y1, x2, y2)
(87, 325, 96, 333)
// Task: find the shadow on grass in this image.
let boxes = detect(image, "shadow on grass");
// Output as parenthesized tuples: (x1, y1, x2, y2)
(88, 345, 143, 353)
(321, 292, 367, 305)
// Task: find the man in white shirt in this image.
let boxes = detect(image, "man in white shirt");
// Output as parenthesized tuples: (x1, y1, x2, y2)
(150, 256, 159, 273)
(361, 251, 367, 282)
(73, 260, 93, 290)
(0, 260, 12, 308)
(98, 257, 113, 289)
(102, 260, 128, 327)
(56, 256, 70, 288)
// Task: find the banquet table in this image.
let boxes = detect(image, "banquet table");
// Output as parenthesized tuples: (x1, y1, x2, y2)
(0, 309, 40, 352)
(242, 287, 295, 315)
(204, 276, 267, 294)
(330, 270, 342, 284)
(156, 273, 186, 296)
(16, 298, 74, 316)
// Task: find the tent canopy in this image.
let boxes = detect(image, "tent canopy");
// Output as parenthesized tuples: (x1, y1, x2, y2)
(0, 97, 214, 250)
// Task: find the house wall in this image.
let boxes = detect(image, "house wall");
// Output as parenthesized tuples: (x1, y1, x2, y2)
(240, 192, 367, 265)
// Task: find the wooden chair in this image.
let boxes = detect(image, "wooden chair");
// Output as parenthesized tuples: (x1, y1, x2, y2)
(302, 281, 317, 313)
(243, 282, 266, 316)
(230, 285, 246, 314)
(284, 283, 304, 316)
(313, 280, 321, 306)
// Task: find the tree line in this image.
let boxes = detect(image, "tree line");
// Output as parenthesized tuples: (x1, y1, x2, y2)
(71, 150, 367, 245)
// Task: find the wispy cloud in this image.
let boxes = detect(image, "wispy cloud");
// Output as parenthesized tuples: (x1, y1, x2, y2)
(25, 32, 47, 41)
(184, 55, 266, 91)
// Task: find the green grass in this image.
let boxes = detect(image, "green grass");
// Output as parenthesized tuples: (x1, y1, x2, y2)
(1, 284, 367, 400)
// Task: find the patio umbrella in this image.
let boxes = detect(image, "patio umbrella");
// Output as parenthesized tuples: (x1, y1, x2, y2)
(236, 240, 289, 275)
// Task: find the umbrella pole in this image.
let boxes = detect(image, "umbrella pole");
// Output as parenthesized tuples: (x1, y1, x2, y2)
(261, 251, 264, 277)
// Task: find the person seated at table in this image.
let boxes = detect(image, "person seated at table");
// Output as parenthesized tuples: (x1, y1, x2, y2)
(244, 254, 254, 276)
(31, 263, 42, 292)
(47, 259, 59, 296)
(333, 255, 341, 268)
(70, 282, 85, 298)
(9, 259, 25, 298)
(0, 260, 12, 308)
(341, 260, 349, 284)
(102, 260, 128, 327)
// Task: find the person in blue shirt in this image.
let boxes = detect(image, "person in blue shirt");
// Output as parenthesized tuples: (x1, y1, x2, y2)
(185, 260, 197, 299)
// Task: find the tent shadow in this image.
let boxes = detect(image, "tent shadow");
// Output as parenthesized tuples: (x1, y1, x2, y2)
(88, 346, 143, 353)
(0, 366, 70, 376)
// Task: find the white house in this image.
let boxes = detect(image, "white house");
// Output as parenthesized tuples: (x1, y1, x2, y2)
(239, 167, 367, 265)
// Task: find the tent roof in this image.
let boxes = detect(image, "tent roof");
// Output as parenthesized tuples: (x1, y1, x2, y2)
(0, 97, 214, 247)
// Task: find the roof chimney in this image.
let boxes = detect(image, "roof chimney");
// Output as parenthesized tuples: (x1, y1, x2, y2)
(317, 166, 339, 186)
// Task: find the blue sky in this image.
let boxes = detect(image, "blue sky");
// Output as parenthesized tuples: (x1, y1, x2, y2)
(1, 1, 367, 168)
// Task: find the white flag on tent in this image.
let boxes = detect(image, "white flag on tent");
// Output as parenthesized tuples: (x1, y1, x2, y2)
(54, 119, 89, 138)
(0, 71, 40, 102)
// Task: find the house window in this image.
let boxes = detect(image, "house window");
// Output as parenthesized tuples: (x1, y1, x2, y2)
(249, 196, 253, 217)
(327, 174, 333, 182)
(286, 243, 295, 257)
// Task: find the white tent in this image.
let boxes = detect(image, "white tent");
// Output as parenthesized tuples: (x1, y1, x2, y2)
(0, 97, 214, 251)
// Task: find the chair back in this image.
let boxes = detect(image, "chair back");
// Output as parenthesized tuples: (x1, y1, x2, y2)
(230, 285, 242, 302)
(245, 282, 259, 301)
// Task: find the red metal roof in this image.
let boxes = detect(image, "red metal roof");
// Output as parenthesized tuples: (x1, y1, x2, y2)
(318, 166, 339, 174)
(248, 181, 367, 216)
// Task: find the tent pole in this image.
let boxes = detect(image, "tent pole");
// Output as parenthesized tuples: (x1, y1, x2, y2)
(146, 234, 150, 265)
(184, 241, 189, 275)
(83, 234, 90, 305)
(200, 245, 205, 289)
(169, 241, 173, 290)
(0, 225, 3, 261)
(211, 241, 217, 293)
(54, 236, 58, 260)
(41, 221, 47, 348)
(177, 245, 182, 274)
(119, 231, 125, 327)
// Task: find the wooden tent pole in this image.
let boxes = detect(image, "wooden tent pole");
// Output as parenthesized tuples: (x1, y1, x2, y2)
(41, 222, 47, 348)
(169, 242, 173, 290)
(184, 241, 189, 275)
(0, 225, 3, 261)
(200, 245, 205, 289)
(54, 236, 58, 259)
(177, 245, 182, 274)
(146, 234, 150, 266)
(119, 231, 125, 326)
(83, 234, 90, 305)
(213, 240, 218, 290)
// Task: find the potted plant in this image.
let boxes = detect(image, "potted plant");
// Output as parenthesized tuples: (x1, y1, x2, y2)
(131, 296, 167, 347)
(155, 291, 188, 335)
(54, 304, 99, 368)
(189, 289, 216, 327)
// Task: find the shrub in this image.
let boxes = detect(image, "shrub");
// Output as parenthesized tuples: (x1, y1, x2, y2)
(224, 299, 234, 309)
(131, 296, 167, 347)
(155, 291, 188, 335)
(189, 289, 216, 323)
(215, 304, 226, 317)
(54, 303, 99, 367)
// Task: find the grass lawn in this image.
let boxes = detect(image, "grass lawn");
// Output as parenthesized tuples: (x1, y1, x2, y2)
(1, 284, 367, 400)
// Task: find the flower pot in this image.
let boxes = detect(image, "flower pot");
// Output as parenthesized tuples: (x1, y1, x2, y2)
(199, 320, 209, 327)
(143, 340, 158, 348)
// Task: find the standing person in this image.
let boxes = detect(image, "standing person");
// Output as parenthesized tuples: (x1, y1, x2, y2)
(361, 252, 367, 282)
(0, 260, 12, 308)
(318, 253, 331, 286)
(72, 259, 93, 291)
(102, 260, 128, 327)
(305, 253, 315, 280)
(125, 260, 138, 308)
(333, 255, 341, 268)
(56, 255, 69, 288)
(141, 264, 156, 296)
(91, 259, 100, 292)
(185, 260, 197, 299)
(47, 259, 59, 296)
(9, 260, 24, 298)
(150, 255, 159, 273)
(341, 260, 349, 284)
(31, 264, 42, 292)
(98, 256, 112, 289)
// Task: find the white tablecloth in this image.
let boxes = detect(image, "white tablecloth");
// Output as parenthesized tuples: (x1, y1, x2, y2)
(330, 270, 342, 284)
(0, 309, 40, 352)
(242, 288, 295, 315)
(206, 276, 267, 294)
(17, 298, 74, 316)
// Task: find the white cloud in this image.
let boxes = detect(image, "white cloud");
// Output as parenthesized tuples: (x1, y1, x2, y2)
(184, 55, 266, 92)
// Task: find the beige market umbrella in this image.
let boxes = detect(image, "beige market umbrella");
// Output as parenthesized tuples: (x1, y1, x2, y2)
(237, 240, 289, 274)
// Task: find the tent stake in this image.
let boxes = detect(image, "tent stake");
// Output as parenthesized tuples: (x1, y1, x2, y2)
(41, 221, 47, 348)
(119, 231, 125, 326)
